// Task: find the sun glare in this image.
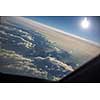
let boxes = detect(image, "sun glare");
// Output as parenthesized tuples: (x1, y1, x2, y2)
(81, 17, 90, 29)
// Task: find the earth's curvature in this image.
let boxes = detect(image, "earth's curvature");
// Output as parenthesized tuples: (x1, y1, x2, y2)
(0, 17, 76, 81)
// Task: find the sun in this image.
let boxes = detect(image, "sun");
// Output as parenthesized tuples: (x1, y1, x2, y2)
(81, 17, 90, 29)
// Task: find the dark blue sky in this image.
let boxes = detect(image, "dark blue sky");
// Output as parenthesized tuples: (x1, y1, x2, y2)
(25, 16, 100, 44)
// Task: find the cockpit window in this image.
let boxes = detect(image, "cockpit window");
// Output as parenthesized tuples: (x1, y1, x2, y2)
(0, 16, 100, 81)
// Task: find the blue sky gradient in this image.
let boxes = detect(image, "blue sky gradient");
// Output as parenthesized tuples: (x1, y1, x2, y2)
(25, 16, 100, 44)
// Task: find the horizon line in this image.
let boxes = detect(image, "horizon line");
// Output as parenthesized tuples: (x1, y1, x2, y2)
(24, 17, 100, 47)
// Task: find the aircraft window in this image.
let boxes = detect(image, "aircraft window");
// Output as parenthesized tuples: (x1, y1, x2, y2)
(0, 16, 100, 81)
